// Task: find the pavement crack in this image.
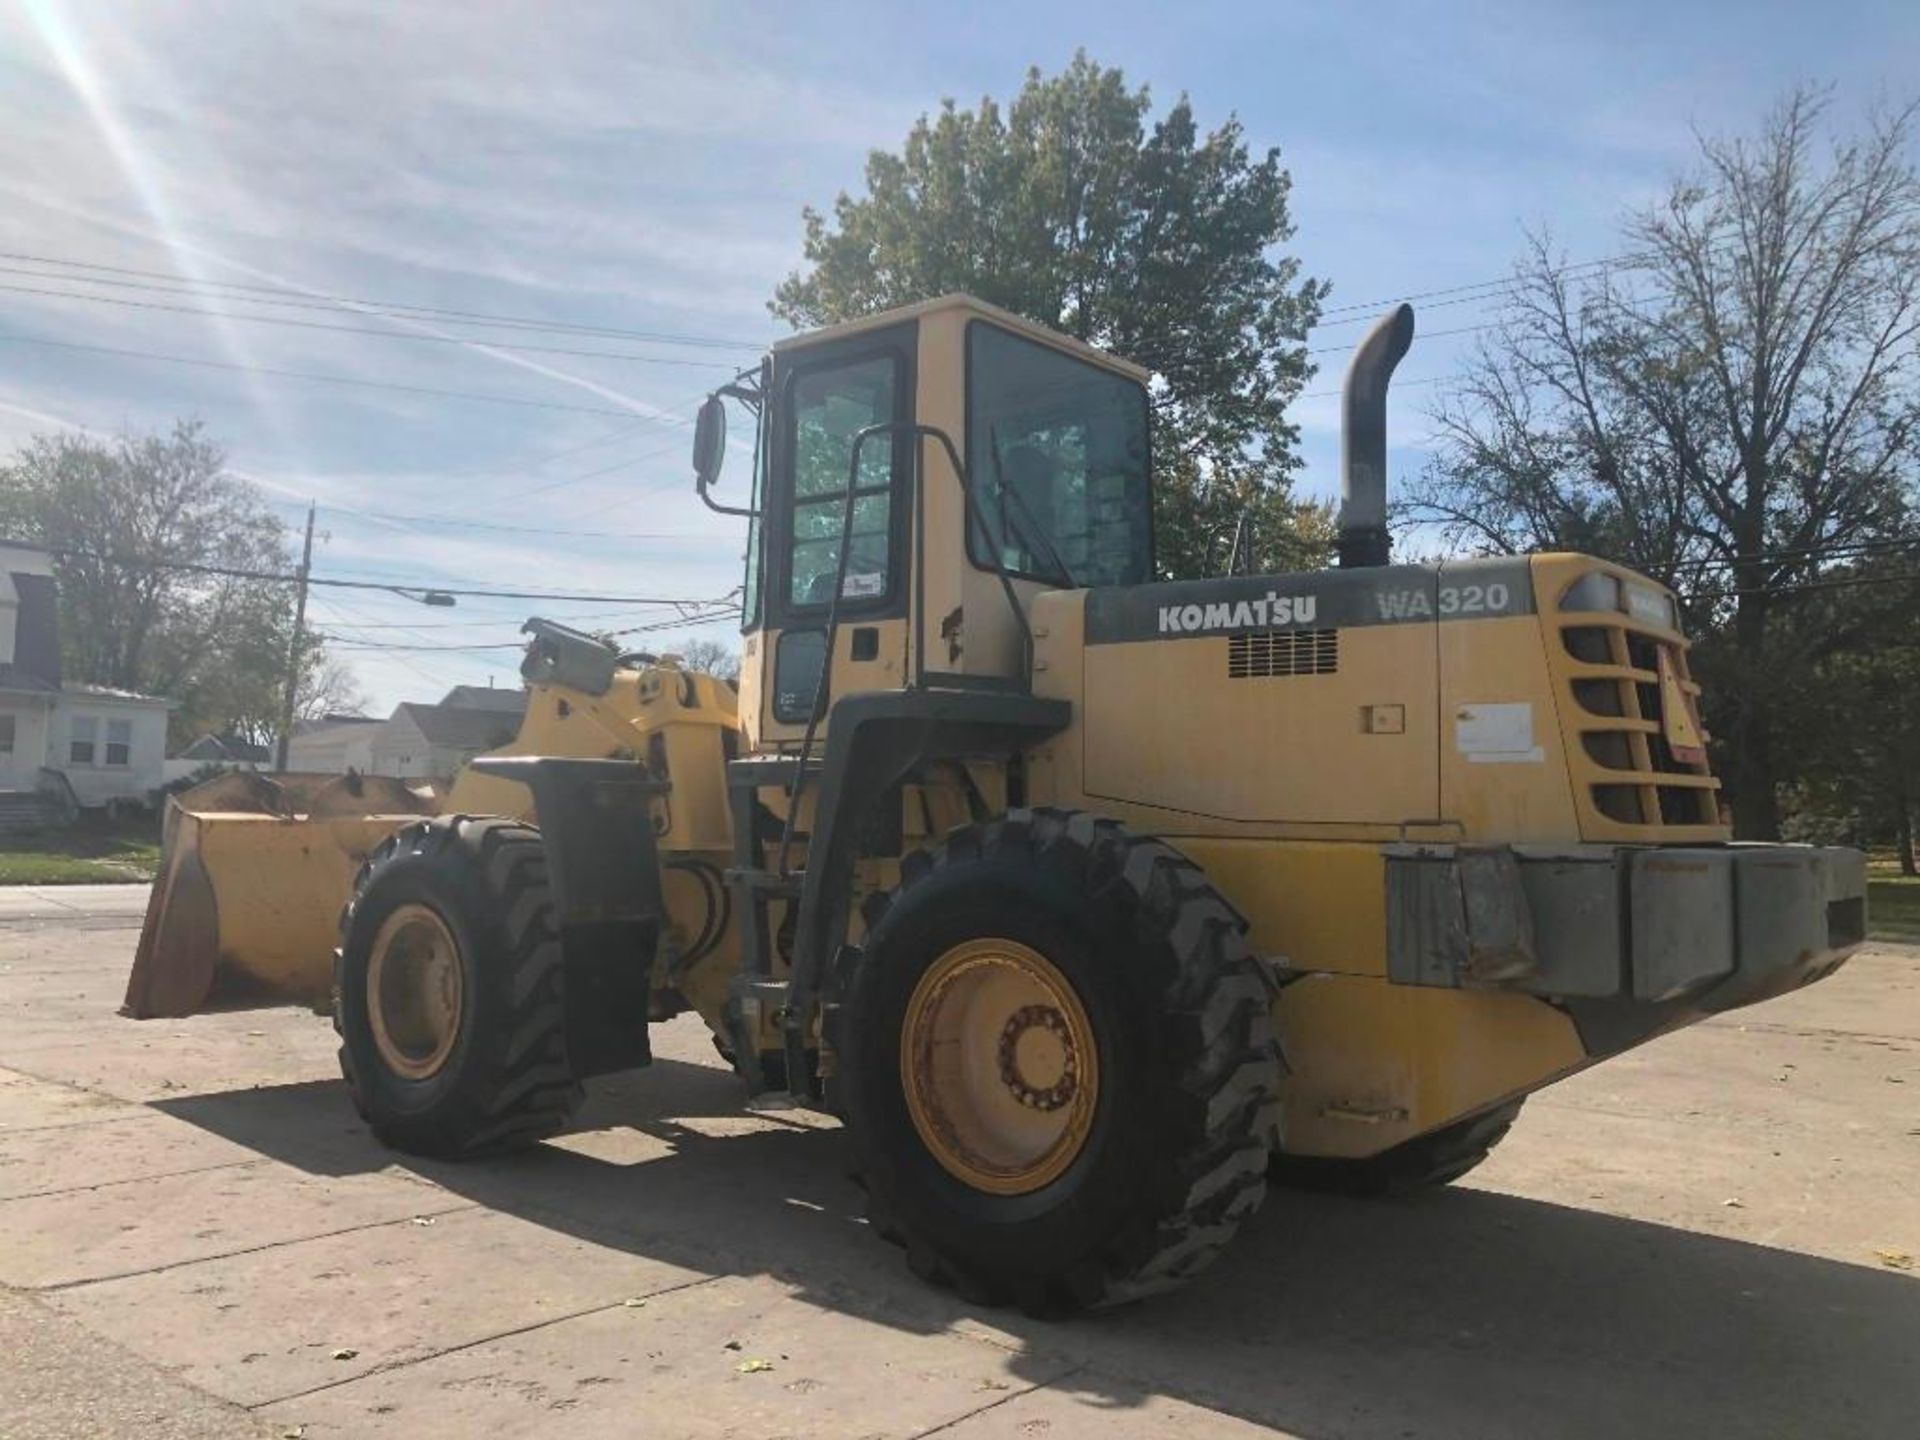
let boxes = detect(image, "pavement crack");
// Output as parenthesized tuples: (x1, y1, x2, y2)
(0, 1156, 269, 1203)
(0, 1109, 154, 1137)
(908, 1361, 1090, 1438)
(39, 1200, 483, 1294)
(1703, 1018, 1917, 1046)
(246, 1272, 727, 1410)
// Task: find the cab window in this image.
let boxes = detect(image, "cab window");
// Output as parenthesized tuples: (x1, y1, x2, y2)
(786, 355, 898, 609)
(967, 322, 1151, 588)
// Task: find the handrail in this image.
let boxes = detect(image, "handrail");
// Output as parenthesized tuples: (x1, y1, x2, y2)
(773, 419, 1033, 878)
(858, 421, 1032, 690)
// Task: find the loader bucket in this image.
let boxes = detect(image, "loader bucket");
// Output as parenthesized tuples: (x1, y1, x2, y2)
(124, 772, 438, 1019)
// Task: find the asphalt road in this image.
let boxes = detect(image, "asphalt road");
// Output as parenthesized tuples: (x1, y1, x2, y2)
(1, 886, 1915, 1439)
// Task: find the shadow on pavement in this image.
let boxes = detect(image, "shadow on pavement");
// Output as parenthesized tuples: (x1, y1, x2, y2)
(156, 1062, 1917, 1440)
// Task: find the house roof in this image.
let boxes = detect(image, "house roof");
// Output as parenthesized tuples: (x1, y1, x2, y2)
(390, 702, 520, 750)
(63, 682, 177, 707)
(439, 684, 528, 714)
(3, 570, 61, 687)
(177, 733, 272, 763)
(0, 665, 58, 696)
(292, 713, 381, 736)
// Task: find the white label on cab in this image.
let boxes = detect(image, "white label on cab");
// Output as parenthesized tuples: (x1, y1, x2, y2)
(1456, 702, 1544, 763)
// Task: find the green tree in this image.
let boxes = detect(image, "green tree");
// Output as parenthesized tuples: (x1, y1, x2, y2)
(0, 421, 358, 748)
(1408, 91, 1920, 838)
(1778, 559, 1920, 871)
(773, 53, 1330, 578)
(670, 636, 741, 682)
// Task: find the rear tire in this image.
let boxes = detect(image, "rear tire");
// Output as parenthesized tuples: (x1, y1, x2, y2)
(1268, 1100, 1523, 1197)
(837, 808, 1284, 1312)
(335, 816, 581, 1157)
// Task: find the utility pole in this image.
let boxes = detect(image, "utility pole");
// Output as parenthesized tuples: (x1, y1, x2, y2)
(274, 503, 315, 771)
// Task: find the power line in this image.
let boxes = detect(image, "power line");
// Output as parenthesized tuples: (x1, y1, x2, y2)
(304, 591, 470, 691)
(1305, 321, 1493, 357)
(315, 506, 706, 541)
(1665, 536, 1920, 575)
(0, 250, 766, 350)
(320, 601, 739, 651)
(1299, 374, 1447, 401)
(307, 604, 682, 631)
(1683, 568, 1920, 602)
(0, 276, 748, 368)
(9, 538, 733, 605)
(0, 332, 674, 421)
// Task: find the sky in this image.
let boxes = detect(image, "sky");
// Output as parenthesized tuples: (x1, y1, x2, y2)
(1, 0, 1914, 713)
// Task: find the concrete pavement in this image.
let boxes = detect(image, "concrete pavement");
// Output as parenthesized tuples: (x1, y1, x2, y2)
(0, 883, 151, 921)
(1, 884, 1916, 1437)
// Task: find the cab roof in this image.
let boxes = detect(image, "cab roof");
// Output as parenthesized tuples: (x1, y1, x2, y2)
(771, 293, 1151, 384)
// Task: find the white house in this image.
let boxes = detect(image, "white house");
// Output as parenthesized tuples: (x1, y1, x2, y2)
(162, 732, 272, 787)
(285, 685, 526, 779)
(286, 713, 382, 773)
(1, 544, 176, 808)
(367, 699, 523, 779)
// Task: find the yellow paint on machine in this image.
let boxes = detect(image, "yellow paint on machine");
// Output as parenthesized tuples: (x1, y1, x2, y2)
(1274, 976, 1587, 1157)
(1167, 836, 1589, 1158)
(1080, 617, 1438, 826)
(126, 658, 743, 1023)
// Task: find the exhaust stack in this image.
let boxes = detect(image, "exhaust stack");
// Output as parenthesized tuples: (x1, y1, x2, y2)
(1336, 303, 1416, 568)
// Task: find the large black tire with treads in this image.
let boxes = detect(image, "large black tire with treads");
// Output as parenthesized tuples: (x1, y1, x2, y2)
(334, 816, 581, 1157)
(1268, 1099, 1524, 1197)
(836, 808, 1285, 1313)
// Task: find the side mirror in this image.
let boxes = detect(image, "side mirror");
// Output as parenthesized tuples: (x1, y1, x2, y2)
(692, 394, 727, 488)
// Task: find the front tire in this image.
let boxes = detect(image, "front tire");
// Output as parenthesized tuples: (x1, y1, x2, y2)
(335, 816, 582, 1157)
(837, 808, 1283, 1312)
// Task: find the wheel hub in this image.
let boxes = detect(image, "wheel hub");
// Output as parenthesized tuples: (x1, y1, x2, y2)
(367, 902, 464, 1081)
(901, 938, 1099, 1196)
(998, 1004, 1078, 1111)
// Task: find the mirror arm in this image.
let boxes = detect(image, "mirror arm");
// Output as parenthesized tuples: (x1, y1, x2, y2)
(697, 474, 757, 519)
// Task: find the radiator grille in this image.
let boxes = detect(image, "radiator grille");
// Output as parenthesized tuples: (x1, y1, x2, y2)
(1557, 618, 1718, 828)
(1228, 628, 1338, 678)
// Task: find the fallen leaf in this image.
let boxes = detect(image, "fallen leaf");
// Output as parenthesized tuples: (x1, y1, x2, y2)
(1874, 1249, 1913, 1271)
(330, 1347, 358, 1361)
(622, 1297, 647, 1308)
(1722, 1198, 1745, 1208)
(410, 1216, 435, 1227)
(280, 1428, 306, 1440)
(723, 1340, 743, 1351)
(977, 1378, 1012, 1392)
(737, 1358, 775, 1374)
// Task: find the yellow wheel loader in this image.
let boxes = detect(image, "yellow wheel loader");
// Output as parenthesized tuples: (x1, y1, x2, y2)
(127, 295, 1867, 1312)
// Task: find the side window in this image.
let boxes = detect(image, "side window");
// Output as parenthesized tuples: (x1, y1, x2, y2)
(0, 714, 14, 756)
(786, 355, 898, 609)
(69, 715, 97, 766)
(967, 323, 1152, 588)
(106, 718, 132, 767)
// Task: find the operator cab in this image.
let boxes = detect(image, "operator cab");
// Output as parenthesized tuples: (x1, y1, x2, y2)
(693, 295, 1154, 750)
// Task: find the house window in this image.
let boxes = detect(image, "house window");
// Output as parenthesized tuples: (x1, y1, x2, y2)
(0, 714, 14, 757)
(106, 718, 132, 768)
(69, 715, 97, 766)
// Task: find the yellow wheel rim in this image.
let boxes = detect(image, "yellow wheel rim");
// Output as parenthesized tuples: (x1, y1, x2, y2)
(367, 903, 464, 1081)
(901, 937, 1099, 1195)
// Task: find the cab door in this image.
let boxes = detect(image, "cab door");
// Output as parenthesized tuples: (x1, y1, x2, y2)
(741, 322, 917, 747)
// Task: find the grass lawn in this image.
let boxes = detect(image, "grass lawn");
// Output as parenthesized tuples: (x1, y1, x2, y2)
(1868, 857, 1920, 946)
(0, 819, 162, 885)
